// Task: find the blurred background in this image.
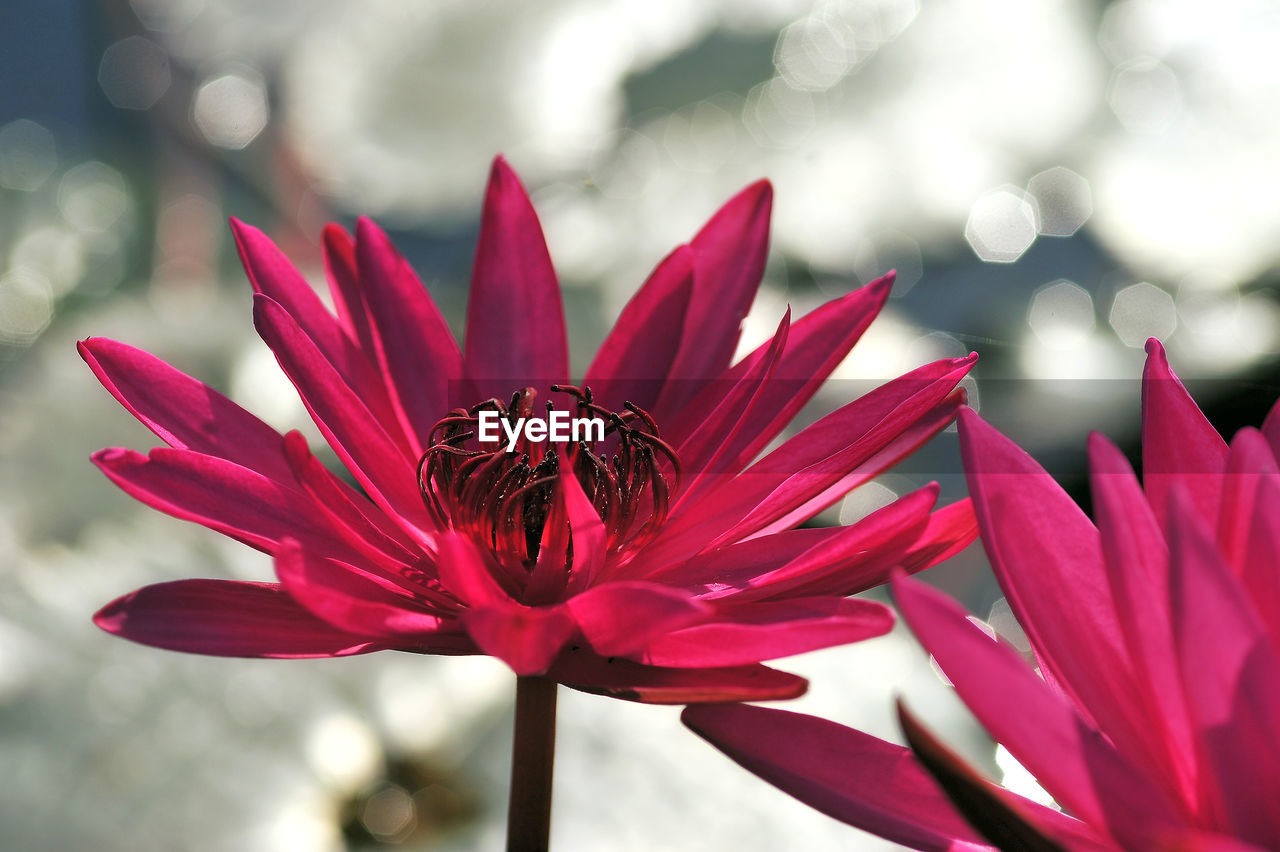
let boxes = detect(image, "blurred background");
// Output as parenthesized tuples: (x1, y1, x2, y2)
(2, 0, 1279, 848)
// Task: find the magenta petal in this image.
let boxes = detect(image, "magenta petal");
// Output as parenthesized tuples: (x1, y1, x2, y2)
(1142, 338, 1227, 530)
(893, 575, 1181, 848)
(1262, 395, 1280, 459)
(464, 156, 567, 395)
(583, 245, 694, 414)
(669, 310, 790, 506)
(681, 484, 936, 601)
(897, 703, 1112, 852)
(94, 579, 384, 658)
(561, 467, 608, 594)
(567, 581, 709, 657)
(655, 180, 772, 417)
(896, 498, 980, 577)
(654, 356, 972, 556)
(683, 703, 990, 852)
(281, 431, 423, 572)
(321, 223, 377, 355)
(1239, 470, 1280, 650)
(958, 410, 1161, 772)
(673, 273, 895, 477)
(94, 447, 353, 558)
(640, 597, 893, 667)
(231, 219, 406, 448)
(274, 540, 455, 635)
(1088, 433, 1197, 806)
(436, 537, 573, 675)
(356, 217, 464, 449)
(463, 604, 576, 676)
(79, 338, 294, 483)
(549, 651, 807, 704)
(1168, 489, 1280, 846)
(253, 294, 435, 533)
(1217, 428, 1278, 574)
(434, 532, 515, 606)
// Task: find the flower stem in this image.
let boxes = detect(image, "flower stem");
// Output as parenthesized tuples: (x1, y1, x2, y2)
(506, 675, 558, 852)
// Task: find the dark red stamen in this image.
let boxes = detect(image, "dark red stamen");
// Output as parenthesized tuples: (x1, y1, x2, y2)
(419, 386, 678, 572)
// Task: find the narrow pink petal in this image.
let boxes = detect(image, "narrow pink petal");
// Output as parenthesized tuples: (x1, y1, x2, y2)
(583, 245, 694, 414)
(548, 650, 807, 704)
(567, 581, 710, 657)
(896, 498, 980, 577)
(253, 294, 436, 533)
(434, 531, 516, 606)
(1169, 489, 1280, 846)
(1088, 433, 1198, 809)
(1217, 427, 1278, 575)
(464, 156, 567, 396)
(1262, 395, 1280, 459)
(669, 310, 790, 507)
(679, 484, 936, 601)
(79, 338, 294, 483)
(463, 604, 576, 676)
(281, 431, 424, 571)
(640, 597, 893, 667)
(356, 217, 464, 449)
(274, 541, 457, 639)
(649, 357, 971, 562)
(321, 223, 376, 354)
(1240, 474, 1280, 650)
(231, 219, 409, 452)
(1142, 338, 1227, 530)
(94, 579, 384, 658)
(669, 273, 895, 477)
(654, 180, 772, 417)
(959, 409, 1165, 784)
(94, 447, 354, 558)
(726, 358, 972, 539)
(683, 703, 991, 852)
(525, 488, 571, 605)
(896, 703, 1115, 852)
(561, 467, 608, 594)
(894, 575, 1182, 848)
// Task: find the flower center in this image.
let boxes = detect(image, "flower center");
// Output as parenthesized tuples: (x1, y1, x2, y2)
(418, 386, 679, 568)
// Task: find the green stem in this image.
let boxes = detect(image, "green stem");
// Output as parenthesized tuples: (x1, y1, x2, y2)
(506, 675, 558, 852)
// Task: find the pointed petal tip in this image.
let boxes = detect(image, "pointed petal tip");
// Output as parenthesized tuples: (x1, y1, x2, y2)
(488, 154, 520, 184)
(1085, 430, 1130, 473)
(1144, 336, 1167, 358)
(866, 270, 896, 296)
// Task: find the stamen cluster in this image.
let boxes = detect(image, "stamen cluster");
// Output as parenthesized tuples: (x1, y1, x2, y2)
(418, 385, 680, 568)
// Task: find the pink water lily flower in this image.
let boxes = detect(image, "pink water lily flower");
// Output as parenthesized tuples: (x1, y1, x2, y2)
(87, 156, 976, 705)
(686, 339, 1280, 851)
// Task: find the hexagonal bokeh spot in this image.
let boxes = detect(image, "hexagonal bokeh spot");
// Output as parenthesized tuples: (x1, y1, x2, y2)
(0, 119, 56, 191)
(965, 188, 1038, 263)
(193, 71, 270, 150)
(1027, 166, 1092, 237)
(1109, 281, 1176, 347)
(98, 36, 170, 111)
(1109, 59, 1181, 133)
(1028, 279, 1095, 348)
